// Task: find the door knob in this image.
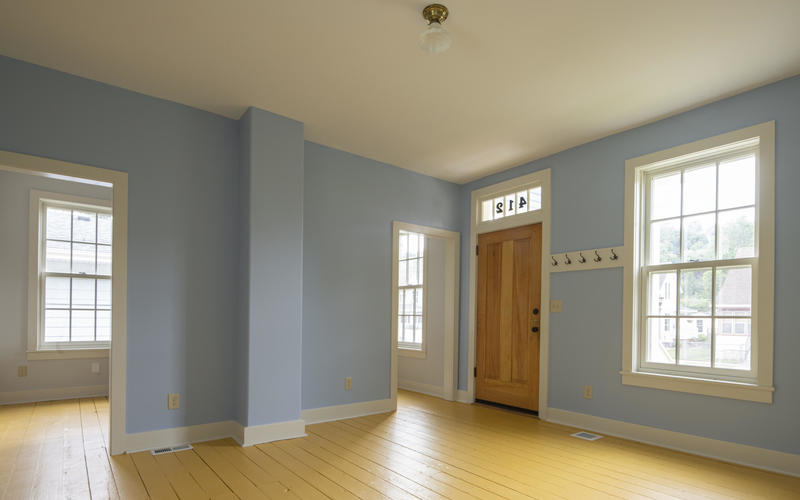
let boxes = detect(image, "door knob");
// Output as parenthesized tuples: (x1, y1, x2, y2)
(533, 308, 539, 315)
(531, 327, 539, 333)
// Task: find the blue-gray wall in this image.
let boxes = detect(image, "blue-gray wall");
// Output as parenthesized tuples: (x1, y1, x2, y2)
(0, 55, 240, 433)
(302, 143, 461, 409)
(457, 75, 800, 454)
(239, 108, 304, 426)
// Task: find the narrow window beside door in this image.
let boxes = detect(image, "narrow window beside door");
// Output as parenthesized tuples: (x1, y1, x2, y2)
(397, 230, 425, 351)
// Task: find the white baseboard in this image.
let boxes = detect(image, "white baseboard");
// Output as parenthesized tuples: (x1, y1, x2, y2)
(0, 384, 108, 405)
(546, 408, 800, 478)
(456, 389, 473, 404)
(235, 419, 306, 447)
(126, 420, 240, 453)
(398, 379, 444, 398)
(302, 398, 395, 425)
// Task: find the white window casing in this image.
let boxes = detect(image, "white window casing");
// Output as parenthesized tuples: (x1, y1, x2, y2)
(622, 122, 775, 403)
(27, 190, 112, 359)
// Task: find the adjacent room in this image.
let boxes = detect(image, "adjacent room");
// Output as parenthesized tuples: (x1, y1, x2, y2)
(1, 1, 799, 498)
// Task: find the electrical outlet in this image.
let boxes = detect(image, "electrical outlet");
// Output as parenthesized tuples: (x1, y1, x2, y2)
(168, 393, 180, 410)
(584, 385, 593, 399)
(345, 377, 352, 391)
(91, 362, 100, 374)
(550, 300, 562, 313)
(18, 365, 27, 377)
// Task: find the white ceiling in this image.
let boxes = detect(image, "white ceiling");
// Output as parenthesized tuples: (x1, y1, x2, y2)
(1, 1, 799, 183)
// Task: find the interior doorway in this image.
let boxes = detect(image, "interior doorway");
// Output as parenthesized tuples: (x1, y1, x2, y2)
(0, 150, 128, 455)
(390, 222, 459, 406)
(476, 223, 543, 412)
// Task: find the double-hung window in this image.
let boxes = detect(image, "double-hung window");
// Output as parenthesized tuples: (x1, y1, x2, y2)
(28, 191, 113, 357)
(623, 123, 774, 403)
(397, 230, 425, 353)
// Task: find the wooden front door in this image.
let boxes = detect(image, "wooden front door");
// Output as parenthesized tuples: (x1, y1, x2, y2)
(476, 223, 542, 411)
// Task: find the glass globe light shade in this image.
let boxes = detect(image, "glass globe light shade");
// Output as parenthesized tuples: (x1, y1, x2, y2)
(419, 21, 451, 54)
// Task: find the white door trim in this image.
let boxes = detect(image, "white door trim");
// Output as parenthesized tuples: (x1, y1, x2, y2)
(0, 150, 128, 455)
(467, 169, 552, 418)
(391, 221, 460, 408)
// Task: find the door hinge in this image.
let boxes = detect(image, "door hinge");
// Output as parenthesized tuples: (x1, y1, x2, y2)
(476, 245, 479, 255)
(474, 366, 477, 377)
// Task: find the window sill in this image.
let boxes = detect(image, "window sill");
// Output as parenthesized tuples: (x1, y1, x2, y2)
(27, 349, 109, 361)
(398, 347, 426, 359)
(620, 370, 773, 403)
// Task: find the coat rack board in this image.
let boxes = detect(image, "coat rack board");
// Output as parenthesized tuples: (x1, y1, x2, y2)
(549, 245, 626, 273)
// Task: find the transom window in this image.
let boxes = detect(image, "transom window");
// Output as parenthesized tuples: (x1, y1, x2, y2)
(397, 230, 425, 350)
(480, 185, 542, 222)
(639, 145, 759, 380)
(33, 194, 113, 350)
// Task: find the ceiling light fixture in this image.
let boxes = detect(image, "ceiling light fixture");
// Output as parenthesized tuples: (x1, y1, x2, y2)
(420, 4, 451, 54)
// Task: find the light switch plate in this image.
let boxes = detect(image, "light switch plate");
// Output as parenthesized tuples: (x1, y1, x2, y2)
(550, 300, 562, 313)
(91, 362, 100, 374)
(584, 385, 593, 399)
(18, 366, 27, 377)
(168, 393, 180, 410)
(345, 377, 352, 391)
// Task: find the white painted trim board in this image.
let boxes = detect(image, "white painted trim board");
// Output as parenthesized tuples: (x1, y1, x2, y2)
(0, 384, 108, 405)
(546, 408, 800, 478)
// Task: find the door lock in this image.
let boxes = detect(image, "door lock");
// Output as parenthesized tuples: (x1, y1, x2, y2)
(533, 308, 539, 315)
(531, 327, 539, 333)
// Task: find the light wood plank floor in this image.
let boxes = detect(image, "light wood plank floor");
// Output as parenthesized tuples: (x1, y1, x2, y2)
(1, 391, 798, 499)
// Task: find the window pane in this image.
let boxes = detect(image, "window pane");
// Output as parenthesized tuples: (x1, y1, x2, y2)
(493, 197, 505, 219)
(71, 310, 95, 341)
(718, 155, 755, 210)
(72, 278, 95, 309)
(44, 309, 70, 342)
(505, 193, 516, 216)
(682, 164, 716, 215)
(407, 259, 419, 286)
(403, 289, 414, 314)
(648, 271, 676, 316)
(481, 199, 493, 222)
(649, 219, 680, 264)
(646, 317, 675, 364)
(516, 191, 528, 214)
(97, 279, 112, 309)
(715, 266, 751, 317)
(97, 245, 112, 276)
(398, 260, 408, 286)
(45, 277, 70, 308)
(403, 316, 415, 343)
(414, 288, 423, 315)
(398, 232, 408, 260)
(650, 172, 681, 220)
(97, 214, 112, 244)
(46, 207, 71, 240)
(418, 234, 425, 258)
(96, 310, 111, 341)
(678, 318, 710, 367)
(528, 187, 542, 211)
(72, 243, 96, 274)
(718, 207, 754, 259)
(715, 318, 751, 370)
(683, 213, 715, 262)
(72, 210, 96, 243)
(414, 316, 423, 344)
(406, 233, 418, 258)
(680, 268, 712, 316)
(46, 240, 71, 273)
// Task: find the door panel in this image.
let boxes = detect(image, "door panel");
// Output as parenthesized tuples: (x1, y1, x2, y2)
(476, 223, 542, 411)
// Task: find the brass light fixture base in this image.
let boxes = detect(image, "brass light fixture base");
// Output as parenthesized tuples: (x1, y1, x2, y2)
(422, 4, 449, 24)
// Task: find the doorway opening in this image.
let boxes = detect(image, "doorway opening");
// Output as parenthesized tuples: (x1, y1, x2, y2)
(390, 222, 459, 407)
(0, 150, 128, 455)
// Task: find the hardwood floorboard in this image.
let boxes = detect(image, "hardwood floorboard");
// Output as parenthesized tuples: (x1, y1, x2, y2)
(1, 390, 798, 499)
